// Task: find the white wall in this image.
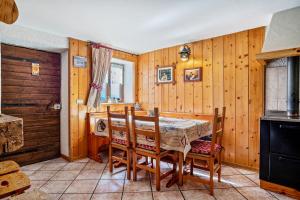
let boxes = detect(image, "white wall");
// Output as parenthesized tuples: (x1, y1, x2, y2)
(60, 51, 69, 156)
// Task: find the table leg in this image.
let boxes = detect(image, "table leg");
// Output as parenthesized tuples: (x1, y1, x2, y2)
(178, 152, 183, 186)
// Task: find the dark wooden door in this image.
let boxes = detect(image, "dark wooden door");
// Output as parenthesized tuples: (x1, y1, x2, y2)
(0, 44, 61, 165)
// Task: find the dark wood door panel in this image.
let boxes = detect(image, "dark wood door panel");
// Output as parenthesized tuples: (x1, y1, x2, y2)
(0, 44, 61, 165)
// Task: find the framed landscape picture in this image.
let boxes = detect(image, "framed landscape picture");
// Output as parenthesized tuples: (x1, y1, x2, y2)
(184, 67, 202, 82)
(156, 64, 176, 85)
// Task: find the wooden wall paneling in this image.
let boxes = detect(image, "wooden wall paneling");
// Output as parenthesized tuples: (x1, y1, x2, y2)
(161, 48, 169, 112)
(184, 44, 194, 113)
(202, 39, 213, 114)
(193, 41, 203, 114)
(176, 46, 185, 112)
(154, 50, 162, 110)
(77, 40, 88, 158)
(136, 27, 265, 169)
(235, 31, 249, 166)
(212, 37, 224, 110)
(168, 46, 177, 112)
(223, 34, 236, 163)
(69, 38, 79, 159)
(248, 28, 265, 169)
(142, 54, 149, 110)
(148, 52, 155, 110)
(137, 55, 143, 104)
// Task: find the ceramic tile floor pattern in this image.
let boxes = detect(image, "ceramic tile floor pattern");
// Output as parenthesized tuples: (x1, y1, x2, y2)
(14, 157, 296, 200)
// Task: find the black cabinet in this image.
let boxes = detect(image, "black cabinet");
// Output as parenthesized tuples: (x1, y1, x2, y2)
(260, 119, 300, 190)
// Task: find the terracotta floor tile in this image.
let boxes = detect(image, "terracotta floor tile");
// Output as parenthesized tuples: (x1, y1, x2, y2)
(182, 189, 214, 200)
(51, 170, 80, 181)
(236, 168, 258, 175)
(245, 174, 260, 185)
(91, 193, 122, 200)
(124, 179, 151, 192)
(39, 162, 67, 171)
(76, 169, 103, 180)
(27, 180, 47, 191)
(40, 180, 72, 193)
(65, 180, 98, 193)
(150, 175, 179, 191)
(94, 179, 124, 193)
(179, 179, 206, 190)
(122, 192, 153, 200)
(62, 163, 86, 171)
(21, 163, 46, 171)
(237, 186, 277, 200)
(221, 166, 241, 176)
(29, 170, 57, 181)
(59, 193, 92, 200)
(214, 188, 246, 200)
(270, 192, 297, 200)
(47, 157, 69, 163)
(222, 175, 257, 187)
(101, 168, 126, 179)
(153, 191, 184, 200)
(74, 158, 90, 163)
(84, 161, 106, 170)
(47, 193, 62, 200)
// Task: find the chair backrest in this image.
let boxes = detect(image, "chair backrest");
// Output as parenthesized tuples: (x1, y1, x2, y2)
(210, 107, 226, 155)
(107, 106, 130, 147)
(131, 107, 160, 154)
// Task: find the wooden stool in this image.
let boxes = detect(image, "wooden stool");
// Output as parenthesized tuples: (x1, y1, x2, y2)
(0, 160, 30, 199)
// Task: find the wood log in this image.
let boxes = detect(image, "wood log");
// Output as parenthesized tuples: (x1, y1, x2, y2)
(0, 115, 23, 154)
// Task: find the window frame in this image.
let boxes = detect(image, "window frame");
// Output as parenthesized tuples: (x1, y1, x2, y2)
(102, 62, 125, 103)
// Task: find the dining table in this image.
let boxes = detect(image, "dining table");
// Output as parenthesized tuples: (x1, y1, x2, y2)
(94, 115, 212, 185)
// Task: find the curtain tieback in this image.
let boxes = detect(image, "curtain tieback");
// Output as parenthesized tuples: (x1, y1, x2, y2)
(91, 82, 102, 91)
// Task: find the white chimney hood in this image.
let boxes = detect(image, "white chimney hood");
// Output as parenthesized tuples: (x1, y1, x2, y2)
(262, 6, 300, 53)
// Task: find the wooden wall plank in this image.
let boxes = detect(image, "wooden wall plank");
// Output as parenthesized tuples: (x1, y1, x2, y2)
(235, 30, 249, 166)
(223, 34, 236, 164)
(184, 44, 194, 113)
(69, 38, 79, 159)
(154, 50, 162, 110)
(213, 37, 224, 110)
(248, 28, 264, 168)
(161, 48, 169, 112)
(202, 39, 213, 114)
(168, 46, 177, 112)
(148, 52, 155, 110)
(193, 41, 203, 114)
(176, 46, 185, 112)
(142, 54, 149, 110)
(78, 40, 88, 158)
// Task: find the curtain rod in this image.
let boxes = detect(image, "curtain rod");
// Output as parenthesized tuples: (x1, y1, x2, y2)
(87, 41, 137, 56)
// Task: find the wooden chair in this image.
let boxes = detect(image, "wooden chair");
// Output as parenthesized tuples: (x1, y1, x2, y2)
(183, 107, 226, 195)
(131, 107, 177, 191)
(107, 106, 131, 180)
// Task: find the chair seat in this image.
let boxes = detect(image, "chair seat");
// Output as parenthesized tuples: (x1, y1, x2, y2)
(137, 143, 157, 151)
(112, 138, 127, 145)
(190, 139, 222, 155)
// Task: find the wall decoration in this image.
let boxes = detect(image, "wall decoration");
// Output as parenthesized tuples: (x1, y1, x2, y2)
(32, 63, 40, 76)
(73, 56, 87, 68)
(156, 64, 176, 85)
(184, 67, 202, 82)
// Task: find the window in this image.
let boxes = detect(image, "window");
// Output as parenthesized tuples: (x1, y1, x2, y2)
(100, 63, 124, 102)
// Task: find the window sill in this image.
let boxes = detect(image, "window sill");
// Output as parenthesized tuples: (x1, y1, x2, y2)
(100, 102, 134, 106)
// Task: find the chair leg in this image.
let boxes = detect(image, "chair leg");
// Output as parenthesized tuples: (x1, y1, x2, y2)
(151, 158, 154, 168)
(190, 159, 194, 175)
(133, 151, 137, 181)
(209, 159, 214, 195)
(218, 165, 221, 182)
(127, 149, 131, 180)
(155, 157, 161, 191)
(109, 144, 113, 173)
(145, 156, 148, 165)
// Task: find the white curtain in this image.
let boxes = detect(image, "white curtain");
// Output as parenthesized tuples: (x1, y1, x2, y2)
(87, 46, 112, 109)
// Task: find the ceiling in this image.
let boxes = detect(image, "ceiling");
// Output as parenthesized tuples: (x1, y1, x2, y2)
(13, 0, 300, 54)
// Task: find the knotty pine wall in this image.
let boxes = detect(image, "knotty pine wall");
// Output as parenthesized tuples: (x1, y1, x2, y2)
(69, 38, 138, 160)
(137, 27, 265, 169)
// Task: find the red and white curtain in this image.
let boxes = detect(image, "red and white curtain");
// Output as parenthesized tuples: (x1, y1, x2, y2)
(87, 45, 112, 109)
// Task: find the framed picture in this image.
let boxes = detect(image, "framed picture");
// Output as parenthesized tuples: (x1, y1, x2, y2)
(184, 67, 202, 82)
(156, 64, 176, 85)
(32, 63, 40, 76)
(73, 56, 87, 68)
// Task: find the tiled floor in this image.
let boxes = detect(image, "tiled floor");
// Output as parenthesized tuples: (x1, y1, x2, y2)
(18, 157, 296, 200)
